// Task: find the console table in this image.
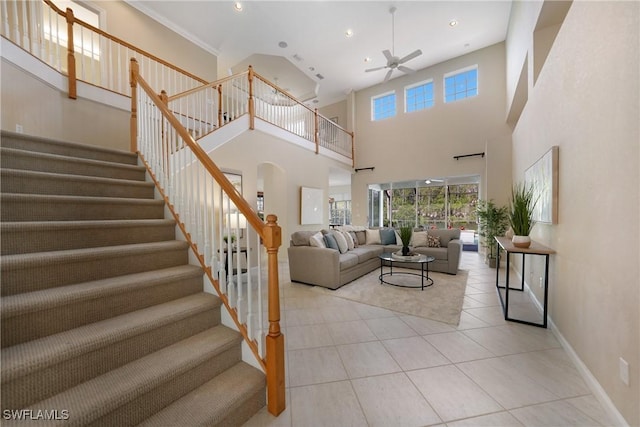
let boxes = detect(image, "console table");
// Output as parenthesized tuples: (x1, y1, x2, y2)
(495, 236, 555, 328)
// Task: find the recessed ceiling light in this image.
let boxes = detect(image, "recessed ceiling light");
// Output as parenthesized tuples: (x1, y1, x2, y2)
(234, 2, 243, 12)
(364, 57, 371, 63)
(278, 41, 288, 48)
(449, 19, 458, 27)
(345, 29, 354, 38)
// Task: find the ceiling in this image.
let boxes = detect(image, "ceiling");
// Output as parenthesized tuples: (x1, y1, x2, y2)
(126, 1, 512, 108)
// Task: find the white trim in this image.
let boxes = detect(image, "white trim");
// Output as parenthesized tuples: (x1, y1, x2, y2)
(443, 64, 479, 78)
(510, 267, 628, 427)
(123, 1, 220, 57)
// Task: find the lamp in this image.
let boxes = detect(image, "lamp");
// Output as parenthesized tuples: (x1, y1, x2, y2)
(228, 211, 247, 239)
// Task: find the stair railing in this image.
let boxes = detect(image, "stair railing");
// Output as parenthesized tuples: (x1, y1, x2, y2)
(1, 0, 207, 99)
(130, 58, 285, 416)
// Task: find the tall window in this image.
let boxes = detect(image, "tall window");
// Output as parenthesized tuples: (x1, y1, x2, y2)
(371, 91, 396, 121)
(405, 80, 434, 112)
(444, 66, 478, 103)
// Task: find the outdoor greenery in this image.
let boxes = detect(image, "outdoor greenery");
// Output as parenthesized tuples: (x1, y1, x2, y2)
(476, 199, 509, 259)
(509, 183, 538, 236)
(379, 184, 478, 229)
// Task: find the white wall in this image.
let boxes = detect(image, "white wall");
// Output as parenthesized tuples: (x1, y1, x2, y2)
(508, 2, 639, 425)
(351, 42, 513, 226)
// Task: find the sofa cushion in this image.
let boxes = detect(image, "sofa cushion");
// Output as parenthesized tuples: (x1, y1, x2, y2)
(340, 230, 355, 250)
(291, 230, 315, 246)
(309, 231, 326, 248)
(380, 228, 396, 245)
(365, 228, 381, 245)
(428, 235, 441, 248)
(428, 229, 461, 245)
(332, 230, 349, 254)
(414, 246, 448, 260)
(355, 230, 367, 245)
(350, 246, 383, 262)
(324, 233, 339, 250)
(339, 252, 359, 270)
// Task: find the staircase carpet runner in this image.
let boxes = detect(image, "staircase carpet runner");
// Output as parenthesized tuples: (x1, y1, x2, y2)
(0, 131, 266, 426)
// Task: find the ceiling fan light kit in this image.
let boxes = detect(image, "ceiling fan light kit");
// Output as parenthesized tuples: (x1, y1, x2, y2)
(366, 6, 423, 82)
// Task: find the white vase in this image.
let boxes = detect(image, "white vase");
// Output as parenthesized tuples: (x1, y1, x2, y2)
(512, 235, 531, 248)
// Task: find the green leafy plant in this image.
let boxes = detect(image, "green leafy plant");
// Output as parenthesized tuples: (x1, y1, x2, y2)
(399, 226, 413, 247)
(223, 235, 236, 244)
(476, 199, 509, 259)
(509, 183, 538, 236)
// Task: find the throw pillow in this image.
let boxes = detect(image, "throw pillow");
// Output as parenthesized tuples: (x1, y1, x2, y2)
(309, 231, 326, 248)
(291, 231, 315, 246)
(427, 234, 441, 248)
(349, 231, 359, 247)
(332, 231, 349, 254)
(365, 228, 381, 245)
(324, 233, 340, 251)
(379, 228, 396, 245)
(355, 231, 367, 245)
(341, 230, 355, 250)
(411, 231, 429, 247)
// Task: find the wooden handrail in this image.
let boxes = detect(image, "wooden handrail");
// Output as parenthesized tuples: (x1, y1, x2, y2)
(43, 0, 208, 85)
(131, 58, 285, 415)
(168, 71, 249, 103)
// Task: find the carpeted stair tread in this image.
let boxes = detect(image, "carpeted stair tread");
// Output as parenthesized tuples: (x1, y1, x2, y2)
(0, 193, 165, 221)
(0, 146, 146, 180)
(1, 293, 221, 382)
(0, 131, 138, 165)
(10, 327, 243, 427)
(138, 362, 266, 427)
(0, 219, 176, 254)
(1, 241, 190, 295)
(1, 168, 155, 198)
(1, 265, 204, 345)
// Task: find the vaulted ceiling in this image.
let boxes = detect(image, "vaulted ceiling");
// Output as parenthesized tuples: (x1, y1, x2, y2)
(127, 1, 512, 108)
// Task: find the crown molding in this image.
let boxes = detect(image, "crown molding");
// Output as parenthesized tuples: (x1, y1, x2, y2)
(123, 1, 220, 57)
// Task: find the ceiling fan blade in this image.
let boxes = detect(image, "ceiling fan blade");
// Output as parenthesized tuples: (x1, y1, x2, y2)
(365, 66, 387, 72)
(399, 49, 422, 64)
(397, 65, 416, 74)
(383, 69, 393, 82)
(382, 49, 394, 62)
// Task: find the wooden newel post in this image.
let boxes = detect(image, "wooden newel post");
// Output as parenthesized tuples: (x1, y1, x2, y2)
(65, 8, 76, 99)
(129, 58, 139, 153)
(314, 109, 319, 154)
(264, 214, 285, 416)
(248, 65, 255, 130)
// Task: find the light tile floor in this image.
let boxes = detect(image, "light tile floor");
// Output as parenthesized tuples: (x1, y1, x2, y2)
(244, 252, 614, 427)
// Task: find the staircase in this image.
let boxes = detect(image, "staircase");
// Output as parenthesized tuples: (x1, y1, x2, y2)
(0, 132, 265, 426)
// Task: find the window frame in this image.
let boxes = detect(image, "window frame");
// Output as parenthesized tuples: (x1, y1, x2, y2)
(371, 90, 397, 121)
(404, 79, 435, 113)
(443, 65, 478, 103)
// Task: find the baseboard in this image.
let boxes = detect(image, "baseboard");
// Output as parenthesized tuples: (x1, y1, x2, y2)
(511, 267, 628, 427)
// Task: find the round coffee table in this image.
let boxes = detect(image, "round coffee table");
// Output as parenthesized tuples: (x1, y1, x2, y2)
(378, 252, 435, 290)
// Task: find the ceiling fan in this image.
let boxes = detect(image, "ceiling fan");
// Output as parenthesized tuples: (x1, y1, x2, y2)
(365, 6, 423, 83)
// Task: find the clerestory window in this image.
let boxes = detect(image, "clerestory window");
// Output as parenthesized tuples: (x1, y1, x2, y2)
(444, 66, 478, 103)
(405, 80, 434, 113)
(371, 91, 396, 121)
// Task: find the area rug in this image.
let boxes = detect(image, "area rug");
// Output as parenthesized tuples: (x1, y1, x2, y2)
(311, 268, 469, 325)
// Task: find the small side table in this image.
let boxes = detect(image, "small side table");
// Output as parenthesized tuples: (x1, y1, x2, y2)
(220, 246, 248, 279)
(495, 236, 555, 328)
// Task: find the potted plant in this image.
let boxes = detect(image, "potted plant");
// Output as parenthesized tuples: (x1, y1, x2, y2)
(476, 199, 509, 267)
(399, 226, 413, 256)
(509, 182, 538, 248)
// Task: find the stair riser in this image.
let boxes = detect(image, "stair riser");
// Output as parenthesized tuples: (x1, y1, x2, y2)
(1, 275, 204, 346)
(1, 307, 222, 410)
(1, 222, 176, 255)
(1, 135, 138, 165)
(217, 388, 267, 427)
(1, 172, 155, 199)
(0, 197, 165, 221)
(1, 246, 189, 296)
(1, 149, 146, 181)
(90, 346, 241, 427)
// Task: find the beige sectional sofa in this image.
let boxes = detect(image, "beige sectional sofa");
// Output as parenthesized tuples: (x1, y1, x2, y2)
(288, 228, 462, 290)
